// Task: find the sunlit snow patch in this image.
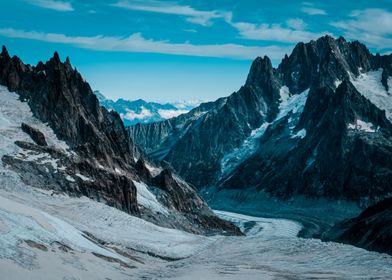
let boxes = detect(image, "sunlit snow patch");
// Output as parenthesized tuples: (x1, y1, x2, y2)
(350, 69, 392, 122)
(220, 87, 309, 176)
(133, 180, 169, 215)
(144, 162, 162, 177)
(348, 119, 377, 133)
(220, 122, 269, 176)
(276, 87, 309, 121)
(0, 86, 71, 173)
(291, 128, 307, 139)
(75, 173, 94, 182)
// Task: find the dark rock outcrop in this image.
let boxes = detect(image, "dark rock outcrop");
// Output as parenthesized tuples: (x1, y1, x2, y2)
(324, 197, 392, 255)
(21, 123, 48, 146)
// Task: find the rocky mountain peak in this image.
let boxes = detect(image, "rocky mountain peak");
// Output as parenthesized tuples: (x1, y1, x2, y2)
(65, 56, 71, 65)
(1, 45, 9, 58)
(0, 47, 240, 235)
(245, 56, 274, 85)
(128, 36, 392, 202)
(51, 51, 62, 63)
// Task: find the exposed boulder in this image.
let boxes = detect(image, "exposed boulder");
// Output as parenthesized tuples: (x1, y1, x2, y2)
(21, 123, 47, 146)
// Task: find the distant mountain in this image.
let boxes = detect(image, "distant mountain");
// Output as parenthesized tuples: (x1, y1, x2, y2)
(94, 91, 199, 126)
(128, 35, 392, 205)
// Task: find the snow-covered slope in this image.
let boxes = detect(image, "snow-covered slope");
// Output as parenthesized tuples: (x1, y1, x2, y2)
(220, 87, 309, 176)
(0, 85, 71, 172)
(2, 180, 392, 280)
(350, 69, 392, 121)
(0, 84, 220, 279)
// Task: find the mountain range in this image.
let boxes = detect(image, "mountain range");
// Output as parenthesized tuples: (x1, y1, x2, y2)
(128, 35, 392, 254)
(95, 90, 199, 126)
(0, 46, 239, 236)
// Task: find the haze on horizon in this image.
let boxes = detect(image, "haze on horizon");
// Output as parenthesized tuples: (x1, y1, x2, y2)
(0, 0, 391, 102)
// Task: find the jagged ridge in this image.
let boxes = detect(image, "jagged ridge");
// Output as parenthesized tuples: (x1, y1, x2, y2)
(0, 46, 241, 235)
(128, 36, 392, 204)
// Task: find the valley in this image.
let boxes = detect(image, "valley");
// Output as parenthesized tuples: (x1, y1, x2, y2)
(1, 181, 391, 280)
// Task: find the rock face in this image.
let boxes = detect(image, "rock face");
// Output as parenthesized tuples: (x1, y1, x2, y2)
(218, 38, 392, 205)
(128, 57, 280, 186)
(128, 36, 392, 205)
(0, 46, 240, 235)
(324, 197, 392, 255)
(221, 80, 392, 203)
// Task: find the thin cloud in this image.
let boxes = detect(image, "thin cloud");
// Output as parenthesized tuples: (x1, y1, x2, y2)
(301, 7, 327, 16)
(112, 1, 325, 44)
(286, 18, 307, 30)
(111, 0, 231, 26)
(0, 27, 292, 60)
(331, 9, 392, 48)
(121, 107, 153, 121)
(26, 0, 74, 12)
(158, 109, 188, 119)
(230, 21, 328, 43)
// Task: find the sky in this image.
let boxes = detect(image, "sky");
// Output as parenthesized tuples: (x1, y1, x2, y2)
(0, 0, 391, 102)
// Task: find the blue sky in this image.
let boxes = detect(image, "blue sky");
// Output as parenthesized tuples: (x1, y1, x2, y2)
(0, 0, 391, 102)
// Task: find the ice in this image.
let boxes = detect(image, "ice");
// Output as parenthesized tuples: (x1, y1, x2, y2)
(220, 123, 269, 176)
(41, 212, 124, 259)
(114, 167, 124, 174)
(350, 69, 392, 122)
(132, 209, 392, 279)
(348, 119, 377, 133)
(389, 76, 392, 93)
(144, 162, 162, 177)
(65, 175, 76, 182)
(0, 115, 11, 128)
(0, 85, 71, 159)
(133, 180, 169, 215)
(221, 87, 309, 176)
(1, 177, 392, 279)
(214, 210, 302, 237)
(291, 128, 307, 139)
(75, 173, 94, 182)
(0, 195, 124, 261)
(276, 88, 309, 120)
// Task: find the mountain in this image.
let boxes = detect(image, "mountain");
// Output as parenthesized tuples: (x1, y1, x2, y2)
(0, 46, 240, 236)
(94, 90, 198, 126)
(128, 36, 392, 206)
